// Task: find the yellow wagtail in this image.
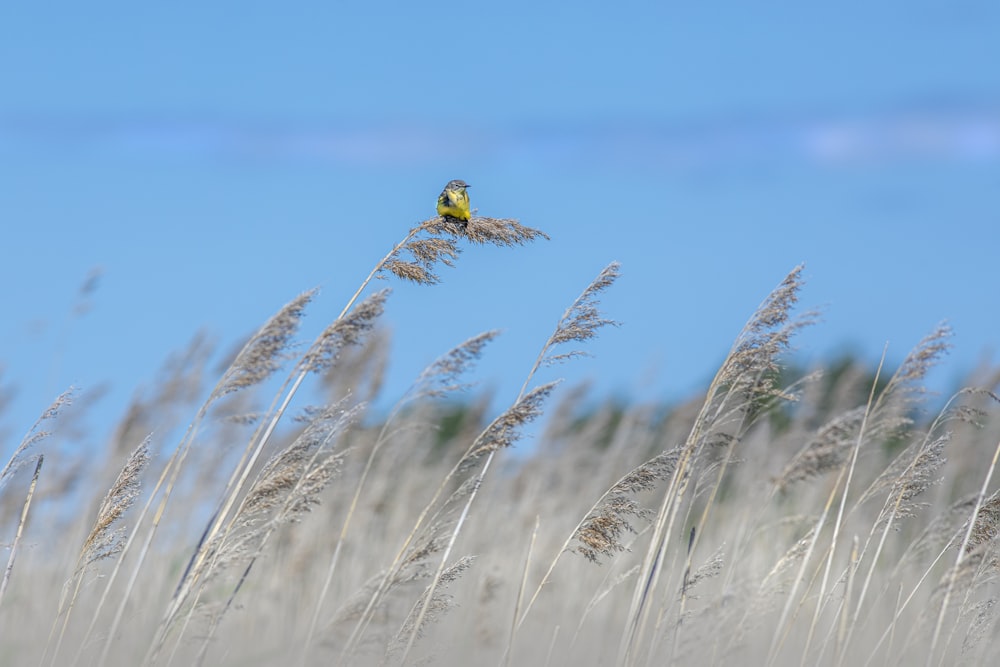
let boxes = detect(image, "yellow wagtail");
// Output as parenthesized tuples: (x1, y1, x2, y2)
(436, 179, 471, 222)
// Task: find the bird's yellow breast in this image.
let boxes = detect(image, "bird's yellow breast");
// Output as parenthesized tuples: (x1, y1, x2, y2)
(437, 188, 471, 221)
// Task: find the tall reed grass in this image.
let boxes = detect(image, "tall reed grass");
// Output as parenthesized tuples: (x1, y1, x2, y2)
(1, 215, 998, 666)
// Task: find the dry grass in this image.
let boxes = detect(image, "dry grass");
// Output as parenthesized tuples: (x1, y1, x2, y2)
(1, 216, 1000, 667)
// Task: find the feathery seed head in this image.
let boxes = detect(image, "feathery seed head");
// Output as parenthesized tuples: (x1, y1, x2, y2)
(215, 289, 316, 398)
(302, 290, 389, 373)
(545, 262, 622, 366)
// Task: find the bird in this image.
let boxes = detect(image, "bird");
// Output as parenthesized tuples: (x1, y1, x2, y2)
(436, 179, 472, 223)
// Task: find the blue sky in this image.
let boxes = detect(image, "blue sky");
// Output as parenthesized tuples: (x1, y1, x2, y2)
(2, 2, 999, 454)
